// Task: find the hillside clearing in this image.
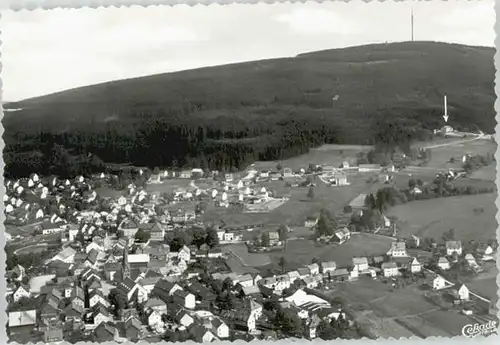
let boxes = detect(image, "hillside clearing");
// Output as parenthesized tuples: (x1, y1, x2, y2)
(387, 193, 497, 242)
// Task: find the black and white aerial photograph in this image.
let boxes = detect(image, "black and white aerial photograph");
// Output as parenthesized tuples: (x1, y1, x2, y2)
(2, 0, 498, 343)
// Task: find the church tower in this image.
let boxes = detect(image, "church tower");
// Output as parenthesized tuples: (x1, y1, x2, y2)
(122, 243, 130, 279)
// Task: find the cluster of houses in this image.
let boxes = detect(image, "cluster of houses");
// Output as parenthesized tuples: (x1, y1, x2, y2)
(7, 226, 348, 343)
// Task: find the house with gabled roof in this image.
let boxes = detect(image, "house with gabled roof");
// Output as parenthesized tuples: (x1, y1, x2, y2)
(433, 275, 446, 290)
(91, 303, 112, 326)
(93, 322, 117, 342)
(408, 257, 422, 273)
(437, 256, 450, 270)
(464, 253, 477, 267)
(117, 277, 141, 302)
(63, 303, 85, 323)
(143, 298, 167, 314)
(8, 310, 37, 328)
(305, 216, 318, 228)
(321, 261, 336, 274)
(173, 289, 195, 309)
(332, 227, 351, 244)
(189, 324, 215, 343)
(211, 317, 229, 338)
(381, 262, 399, 277)
(174, 309, 194, 327)
(89, 290, 110, 308)
(446, 240, 462, 256)
(12, 284, 30, 302)
(123, 316, 143, 341)
(458, 284, 470, 301)
(352, 257, 369, 271)
(387, 241, 408, 257)
(307, 263, 320, 276)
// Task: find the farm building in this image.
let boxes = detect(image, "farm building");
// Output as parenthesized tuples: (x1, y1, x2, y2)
(387, 242, 407, 257)
(446, 241, 463, 256)
(304, 216, 318, 228)
(433, 276, 447, 290)
(330, 172, 348, 186)
(358, 164, 381, 172)
(381, 262, 399, 277)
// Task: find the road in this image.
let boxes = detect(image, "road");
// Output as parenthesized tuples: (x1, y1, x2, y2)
(419, 136, 484, 149)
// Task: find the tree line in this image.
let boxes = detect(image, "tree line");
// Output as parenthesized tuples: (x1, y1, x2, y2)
(4, 109, 433, 178)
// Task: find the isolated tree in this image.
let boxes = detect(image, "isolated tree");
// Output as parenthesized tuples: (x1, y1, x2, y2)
(408, 178, 417, 189)
(276, 163, 283, 171)
(134, 229, 151, 243)
(278, 256, 287, 274)
(206, 227, 220, 248)
(307, 186, 315, 201)
(278, 225, 288, 242)
(261, 232, 271, 247)
(108, 288, 128, 316)
(364, 194, 376, 209)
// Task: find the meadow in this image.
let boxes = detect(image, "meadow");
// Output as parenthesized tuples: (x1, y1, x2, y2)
(252, 144, 372, 171)
(387, 193, 497, 242)
(329, 277, 471, 337)
(222, 233, 393, 273)
(424, 138, 496, 170)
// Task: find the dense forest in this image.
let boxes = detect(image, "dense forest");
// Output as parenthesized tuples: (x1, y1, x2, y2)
(3, 42, 495, 178)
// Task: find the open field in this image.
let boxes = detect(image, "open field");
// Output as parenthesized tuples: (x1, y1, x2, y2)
(145, 179, 192, 193)
(269, 234, 393, 269)
(14, 243, 48, 255)
(223, 233, 393, 273)
(469, 164, 496, 182)
(222, 244, 270, 274)
(424, 138, 496, 170)
(461, 265, 499, 303)
(328, 276, 472, 337)
(451, 176, 496, 190)
(387, 193, 497, 242)
(251, 144, 372, 171)
(202, 173, 384, 228)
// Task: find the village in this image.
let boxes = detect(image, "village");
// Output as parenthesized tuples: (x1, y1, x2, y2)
(3, 133, 499, 343)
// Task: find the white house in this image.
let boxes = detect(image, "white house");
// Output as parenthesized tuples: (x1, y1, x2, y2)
(173, 290, 195, 309)
(446, 241, 463, 256)
(458, 284, 470, 301)
(321, 261, 336, 274)
(387, 242, 407, 257)
(12, 285, 30, 302)
(147, 309, 163, 328)
(409, 257, 422, 273)
(178, 246, 191, 262)
(381, 262, 399, 277)
(352, 257, 369, 271)
(437, 257, 450, 270)
(307, 263, 320, 276)
(433, 276, 446, 290)
(211, 318, 229, 339)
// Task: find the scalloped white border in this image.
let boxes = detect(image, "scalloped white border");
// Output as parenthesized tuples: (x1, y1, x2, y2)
(0, 0, 498, 344)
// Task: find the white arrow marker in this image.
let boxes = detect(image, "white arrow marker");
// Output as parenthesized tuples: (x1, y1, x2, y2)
(443, 95, 449, 123)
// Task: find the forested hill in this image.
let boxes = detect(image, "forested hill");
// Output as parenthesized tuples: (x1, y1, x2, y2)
(3, 41, 496, 178)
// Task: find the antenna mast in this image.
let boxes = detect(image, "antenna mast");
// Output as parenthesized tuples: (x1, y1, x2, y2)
(411, 7, 414, 41)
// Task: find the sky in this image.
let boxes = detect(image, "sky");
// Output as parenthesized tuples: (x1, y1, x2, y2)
(1, 0, 495, 101)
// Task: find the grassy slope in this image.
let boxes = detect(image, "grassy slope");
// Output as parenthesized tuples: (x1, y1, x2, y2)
(3, 41, 495, 136)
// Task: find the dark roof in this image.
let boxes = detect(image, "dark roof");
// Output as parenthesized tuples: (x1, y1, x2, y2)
(187, 282, 215, 299)
(104, 262, 122, 272)
(117, 278, 137, 293)
(86, 249, 99, 264)
(173, 289, 190, 299)
(154, 279, 177, 293)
